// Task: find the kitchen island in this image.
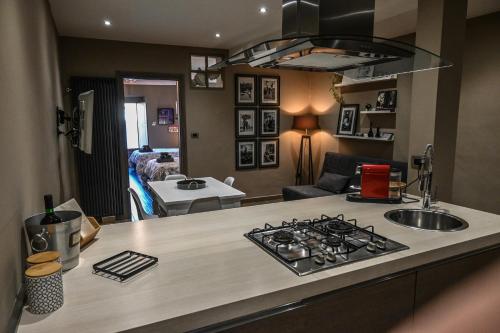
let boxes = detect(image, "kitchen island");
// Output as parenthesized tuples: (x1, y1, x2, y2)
(17, 195, 500, 332)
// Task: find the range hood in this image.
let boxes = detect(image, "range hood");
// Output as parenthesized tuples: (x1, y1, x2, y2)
(210, 0, 452, 79)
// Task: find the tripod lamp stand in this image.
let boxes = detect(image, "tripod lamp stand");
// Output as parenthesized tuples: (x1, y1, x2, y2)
(293, 114, 320, 185)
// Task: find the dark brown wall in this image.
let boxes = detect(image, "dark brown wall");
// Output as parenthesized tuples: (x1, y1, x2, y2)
(452, 12, 500, 214)
(124, 84, 180, 148)
(0, 0, 66, 330)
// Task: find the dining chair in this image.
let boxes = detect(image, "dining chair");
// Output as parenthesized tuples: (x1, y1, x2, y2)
(165, 174, 187, 181)
(187, 197, 222, 214)
(224, 176, 235, 187)
(128, 188, 159, 221)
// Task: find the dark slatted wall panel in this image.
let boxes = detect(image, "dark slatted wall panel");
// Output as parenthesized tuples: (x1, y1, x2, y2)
(71, 77, 124, 217)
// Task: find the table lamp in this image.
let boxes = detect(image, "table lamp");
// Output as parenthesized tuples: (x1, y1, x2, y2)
(293, 114, 320, 185)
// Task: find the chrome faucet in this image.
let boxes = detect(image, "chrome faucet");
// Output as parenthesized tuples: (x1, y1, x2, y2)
(411, 144, 434, 209)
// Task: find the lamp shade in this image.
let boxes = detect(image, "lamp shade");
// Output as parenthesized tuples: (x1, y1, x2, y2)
(292, 114, 320, 131)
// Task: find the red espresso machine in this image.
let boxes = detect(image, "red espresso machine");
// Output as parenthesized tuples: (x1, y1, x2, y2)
(361, 164, 391, 199)
(347, 164, 402, 203)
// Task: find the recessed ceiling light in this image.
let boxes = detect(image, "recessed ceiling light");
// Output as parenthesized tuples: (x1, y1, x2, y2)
(215, 33, 221, 38)
(104, 19, 112, 26)
(260, 7, 268, 14)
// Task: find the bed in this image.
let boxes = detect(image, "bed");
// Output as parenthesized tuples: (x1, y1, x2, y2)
(128, 148, 179, 176)
(142, 157, 180, 183)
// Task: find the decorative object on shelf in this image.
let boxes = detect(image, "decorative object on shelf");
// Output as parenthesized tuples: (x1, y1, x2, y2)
(365, 103, 372, 111)
(259, 107, 280, 137)
(376, 90, 398, 110)
(236, 139, 257, 170)
(353, 66, 374, 80)
(329, 73, 344, 104)
(259, 139, 280, 168)
(376, 127, 381, 138)
(235, 108, 257, 138)
(235, 74, 257, 105)
(368, 122, 374, 137)
(259, 76, 280, 105)
(293, 114, 320, 185)
(158, 108, 175, 125)
(25, 262, 64, 314)
(337, 104, 359, 136)
(381, 132, 394, 141)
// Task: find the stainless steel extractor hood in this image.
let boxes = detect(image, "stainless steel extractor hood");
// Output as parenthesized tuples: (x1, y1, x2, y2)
(210, 0, 452, 79)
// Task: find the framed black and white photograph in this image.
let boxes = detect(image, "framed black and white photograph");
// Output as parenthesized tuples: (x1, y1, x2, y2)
(259, 108, 280, 137)
(236, 140, 257, 170)
(260, 76, 280, 106)
(259, 139, 279, 168)
(337, 104, 359, 136)
(235, 108, 257, 138)
(235, 74, 257, 105)
(376, 90, 398, 110)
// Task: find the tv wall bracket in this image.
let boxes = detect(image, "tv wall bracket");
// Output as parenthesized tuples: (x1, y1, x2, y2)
(56, 107, 80, 147)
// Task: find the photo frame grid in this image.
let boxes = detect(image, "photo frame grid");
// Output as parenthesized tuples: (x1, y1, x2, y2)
(234, 74, 281, 170)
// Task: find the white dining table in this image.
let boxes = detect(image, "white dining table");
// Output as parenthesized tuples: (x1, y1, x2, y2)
(148, 177, 246, 216)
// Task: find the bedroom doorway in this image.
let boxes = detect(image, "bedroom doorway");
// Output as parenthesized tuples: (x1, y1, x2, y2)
(117, 73, 187, 220)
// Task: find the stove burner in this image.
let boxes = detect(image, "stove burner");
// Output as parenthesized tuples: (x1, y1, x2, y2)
(272, 230, 294, 244)
(326, 220, 355, 234)
(323, 237, 342, 248)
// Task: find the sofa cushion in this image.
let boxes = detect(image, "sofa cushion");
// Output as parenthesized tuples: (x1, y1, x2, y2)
(316, 172, 350, 194)
(282, 185, 333, 201)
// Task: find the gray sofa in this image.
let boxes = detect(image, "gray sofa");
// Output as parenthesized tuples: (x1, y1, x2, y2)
(283, 152, 408, 201)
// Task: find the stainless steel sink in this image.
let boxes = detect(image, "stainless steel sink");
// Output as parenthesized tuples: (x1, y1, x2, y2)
(384, 209, 469, 232)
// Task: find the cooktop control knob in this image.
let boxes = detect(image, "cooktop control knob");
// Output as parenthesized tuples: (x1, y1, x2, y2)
(326, 252, 337, 263)
(366, 241, 377, 252)
(315, 254, 326, 265)
(376, 239, 386, 250)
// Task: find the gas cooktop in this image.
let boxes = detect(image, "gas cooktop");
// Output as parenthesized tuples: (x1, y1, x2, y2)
(245, 214, 408, 276)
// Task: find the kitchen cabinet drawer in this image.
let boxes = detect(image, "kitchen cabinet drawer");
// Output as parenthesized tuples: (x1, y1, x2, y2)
(221, 273, 416, 333)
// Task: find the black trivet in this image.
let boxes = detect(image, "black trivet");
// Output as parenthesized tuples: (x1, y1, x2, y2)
(92, 251, 158, 282)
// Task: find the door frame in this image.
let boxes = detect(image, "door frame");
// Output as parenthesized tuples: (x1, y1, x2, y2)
(116, 71, 188, 220)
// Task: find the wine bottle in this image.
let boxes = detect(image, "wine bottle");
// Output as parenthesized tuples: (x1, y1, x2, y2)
(40, 194, 62, 225)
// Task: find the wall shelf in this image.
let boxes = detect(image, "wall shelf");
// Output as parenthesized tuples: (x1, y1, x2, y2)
(334, 134, 394, 143)
(334, 76, 397, 89)
(360, 110, 396, 114)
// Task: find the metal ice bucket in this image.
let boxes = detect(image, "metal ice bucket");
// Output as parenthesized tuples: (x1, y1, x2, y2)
(25, 211, 82, 270)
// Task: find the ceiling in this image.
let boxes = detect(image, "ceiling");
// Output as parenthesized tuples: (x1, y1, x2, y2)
(49, 0, 500, 52)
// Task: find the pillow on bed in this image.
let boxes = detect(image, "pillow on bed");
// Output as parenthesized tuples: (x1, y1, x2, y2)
(316, 172, 350, 194)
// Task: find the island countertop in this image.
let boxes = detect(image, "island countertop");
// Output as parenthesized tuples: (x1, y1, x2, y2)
(18, 196, 500, 332)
